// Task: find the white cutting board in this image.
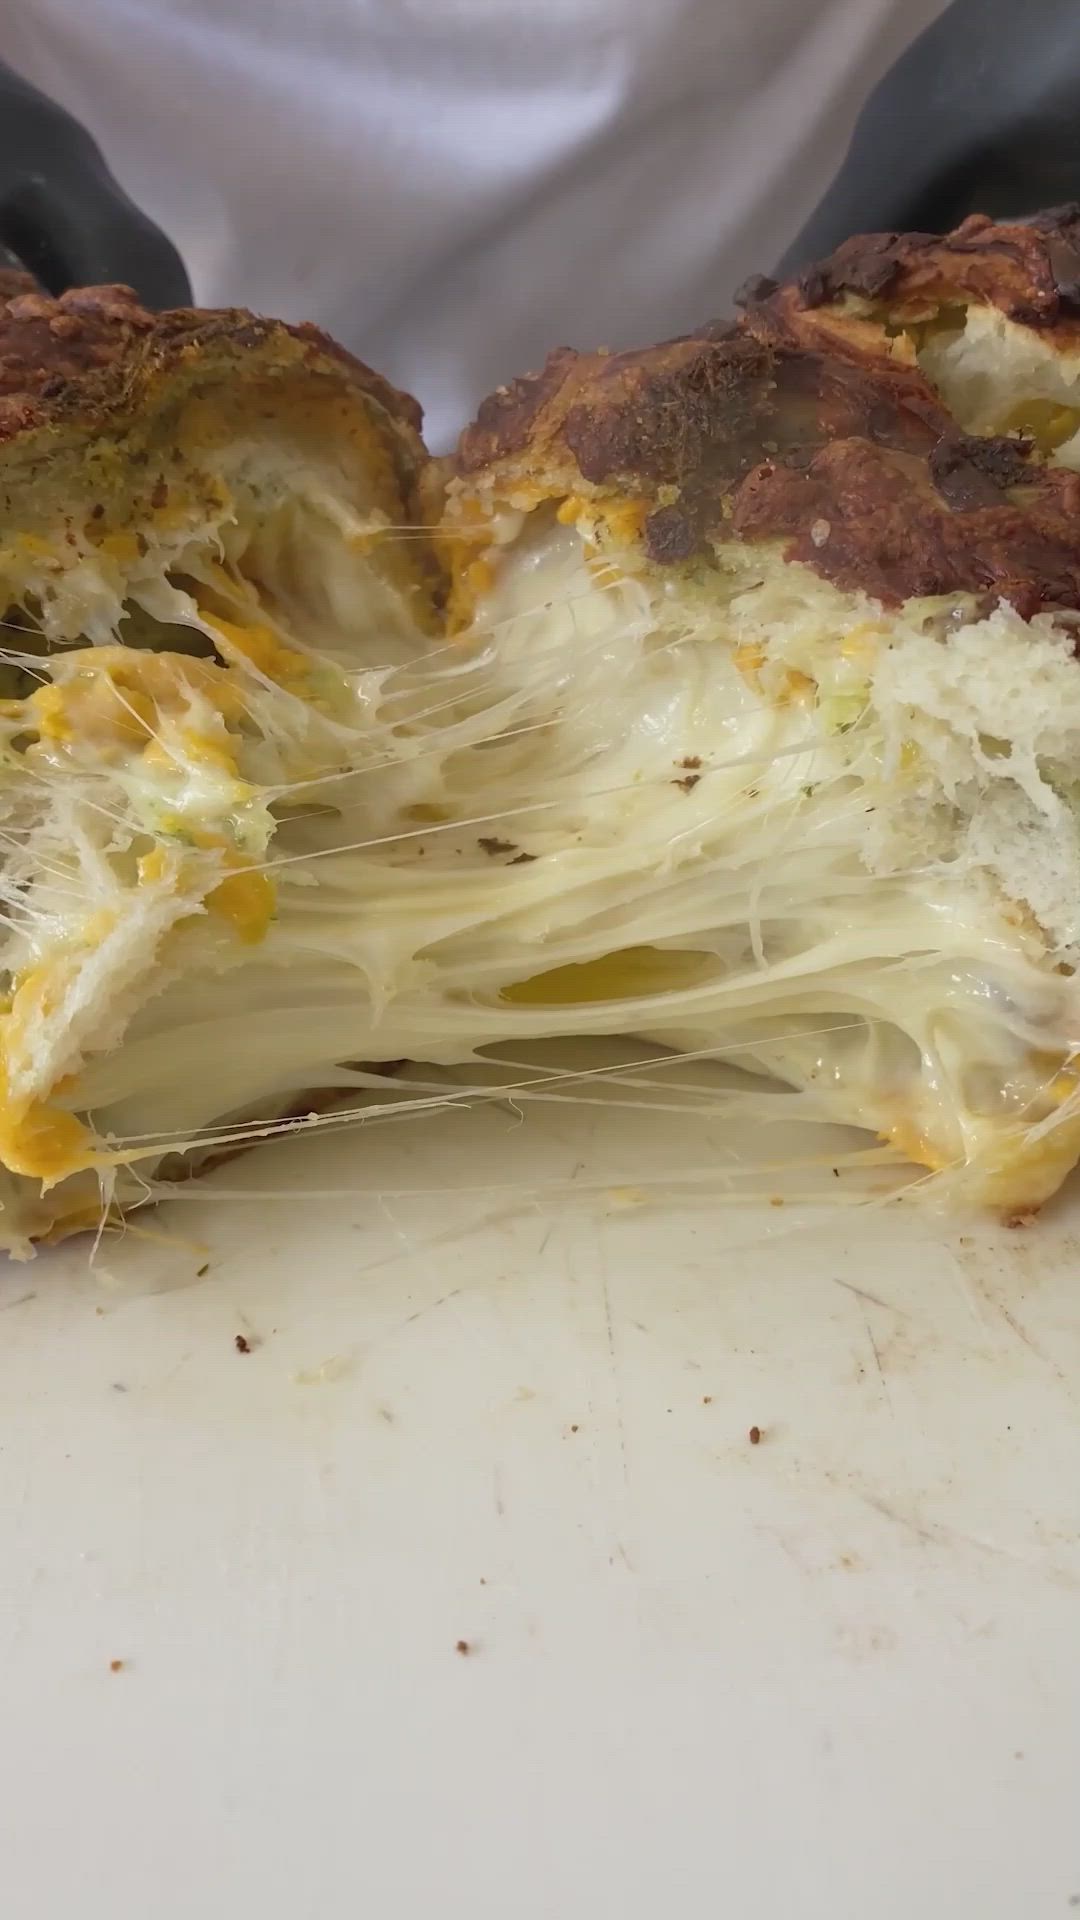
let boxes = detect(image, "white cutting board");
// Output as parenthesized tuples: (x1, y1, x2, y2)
(1, 1068, 1079, 1919)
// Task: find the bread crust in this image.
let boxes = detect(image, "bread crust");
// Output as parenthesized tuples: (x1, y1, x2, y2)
(0, 282, 423, 441)
(785, 205, 1080, 333)
(452, 210, 1080, 617)
(0, 281, 441, 629)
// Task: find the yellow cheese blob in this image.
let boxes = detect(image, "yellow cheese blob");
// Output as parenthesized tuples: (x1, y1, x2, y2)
(206, 869, 276, 944)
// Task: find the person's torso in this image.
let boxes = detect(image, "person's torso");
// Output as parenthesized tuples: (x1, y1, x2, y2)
(7, 0, 947, 443)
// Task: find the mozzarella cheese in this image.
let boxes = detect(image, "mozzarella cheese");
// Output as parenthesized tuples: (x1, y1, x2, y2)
(3, 465, 1080, 1255)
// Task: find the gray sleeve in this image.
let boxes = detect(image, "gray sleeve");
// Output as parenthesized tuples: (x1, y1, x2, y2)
(779, 0, 1080, 273)
(0, 60, 190, 306)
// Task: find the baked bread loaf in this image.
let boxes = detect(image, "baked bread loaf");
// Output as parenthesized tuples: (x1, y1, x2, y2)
(6, 213, 1080, 1249)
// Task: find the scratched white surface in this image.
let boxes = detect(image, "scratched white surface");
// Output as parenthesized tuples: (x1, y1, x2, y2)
(1, 1083, 1080, 1919)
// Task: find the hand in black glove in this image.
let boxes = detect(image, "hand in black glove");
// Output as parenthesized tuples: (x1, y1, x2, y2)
(781, 0, 1080, 272)
(0, 60, 190, 306)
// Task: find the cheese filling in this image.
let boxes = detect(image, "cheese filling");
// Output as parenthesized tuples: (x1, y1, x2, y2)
(2, 473, 1080, 1248)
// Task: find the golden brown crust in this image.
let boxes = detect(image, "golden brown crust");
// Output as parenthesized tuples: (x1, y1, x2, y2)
(0, 281, 438, 627)
(0, 282, 423, 446)
(0, 278, 445, 680)
(778, 205, 1080, 331)
(453, 210, 1080, 616)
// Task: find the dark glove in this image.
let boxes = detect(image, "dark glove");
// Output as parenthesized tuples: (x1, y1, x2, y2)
(781, 0, 1080, 271)
(0, 60, 190, 306)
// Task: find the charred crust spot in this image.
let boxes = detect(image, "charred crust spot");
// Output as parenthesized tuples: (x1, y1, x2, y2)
(644, 504, 700, 563)
(783, 212, 1080, 327)
(563, 398, 643, 485)
(929, 433, 1033, 512)
(822, 235, 905, 302)
(797, 264, 828, 309)
(1044, 232, 1080, 309)
(564, 336, 776, 499)
(733, 437, 1080, 611)
(733, 273, 778, 309)
(794, 231, 945, 309)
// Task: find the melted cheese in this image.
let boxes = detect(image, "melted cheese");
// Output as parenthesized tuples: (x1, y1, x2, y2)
(0, 1065, 97, 1184)
(202, 611, 309, 688)
(5, 488, 1080, 1240)
(206, 870, 276, 944)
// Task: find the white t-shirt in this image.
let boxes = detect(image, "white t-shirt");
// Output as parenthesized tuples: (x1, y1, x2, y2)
(7, 0, 947, 447)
